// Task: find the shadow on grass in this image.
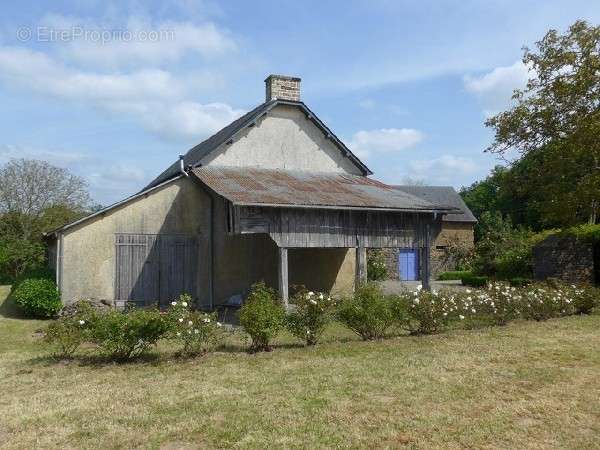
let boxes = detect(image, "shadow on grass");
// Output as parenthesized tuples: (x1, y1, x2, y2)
(0, 285, 27, 319)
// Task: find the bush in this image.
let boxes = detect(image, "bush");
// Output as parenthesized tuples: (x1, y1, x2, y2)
(337, 283, 395, 340)
(13, 278, 62, 318)
(399, 287, 452, 334)
(438, 271, 472, 281)
(286, 288, 336, 346)
(367, 250, 388, 281)
(90, 308, 170, 360)
(238, 282, 285, 352)
(461, 274, 488, 287)
(508, 277, 531, 287)
(571, 286, 598, 314)
(167, 294, 223, 355)
(42, 301, 96, 358)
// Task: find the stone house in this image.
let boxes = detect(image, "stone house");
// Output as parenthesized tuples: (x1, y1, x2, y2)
(379, 186, 476, 280)
(46, 75, 461, 309)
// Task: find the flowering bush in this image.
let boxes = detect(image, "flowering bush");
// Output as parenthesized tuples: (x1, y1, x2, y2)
(399, 286, 453, 334)
(43, 300, 97, 358)
(90, 307, 170, 360)
(367, 250, 388, 281)
(167, 294, 223, 355)
(239, 282, 285, 352)
(286, 288, 336, 345)
(337, 283, 395, 340)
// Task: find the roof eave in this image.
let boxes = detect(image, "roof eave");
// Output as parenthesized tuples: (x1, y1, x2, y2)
(231, 200, 460, 214)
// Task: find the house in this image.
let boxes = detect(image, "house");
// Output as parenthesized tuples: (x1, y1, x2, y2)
(379, 186, 476, 281)
(46, 75, 460, 309)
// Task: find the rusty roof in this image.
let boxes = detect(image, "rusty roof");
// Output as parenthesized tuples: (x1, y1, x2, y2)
(192, 167, 460, 213)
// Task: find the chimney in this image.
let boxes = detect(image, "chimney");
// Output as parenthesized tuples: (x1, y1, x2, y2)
(265, 74, 301, 102)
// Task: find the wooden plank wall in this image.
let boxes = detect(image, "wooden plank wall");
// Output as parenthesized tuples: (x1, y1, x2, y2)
(234, 206, 441, 248)
(115, 233, 198, 307)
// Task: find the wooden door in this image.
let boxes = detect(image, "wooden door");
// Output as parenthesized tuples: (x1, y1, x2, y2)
(398, 248, 419, 281)
(115, 234, 198, 307)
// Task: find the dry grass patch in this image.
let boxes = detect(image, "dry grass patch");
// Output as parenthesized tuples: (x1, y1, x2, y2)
(1, 286, 599, 449)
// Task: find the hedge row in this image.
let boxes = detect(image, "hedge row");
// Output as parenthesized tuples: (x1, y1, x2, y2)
(43, 281, 599, 361)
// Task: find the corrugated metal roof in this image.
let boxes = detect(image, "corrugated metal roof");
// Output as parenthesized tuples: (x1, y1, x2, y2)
(193, 167, 461, 213)
(392, 185, 477, 222)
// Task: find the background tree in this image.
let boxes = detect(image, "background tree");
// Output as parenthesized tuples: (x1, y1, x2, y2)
(485, 20, 600, 225)
(0, 158, 92, 280)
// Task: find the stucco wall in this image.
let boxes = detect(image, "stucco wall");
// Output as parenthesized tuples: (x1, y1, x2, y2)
(59, 178, 211, 305)
(289, 248, 355, 297)
(201, 104, 363, 175)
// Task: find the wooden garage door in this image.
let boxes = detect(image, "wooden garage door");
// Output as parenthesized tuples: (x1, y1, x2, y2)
(115, 234, 198, 307)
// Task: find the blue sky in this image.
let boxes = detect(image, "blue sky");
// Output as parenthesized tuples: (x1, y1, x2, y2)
(0, 0, 598, 205)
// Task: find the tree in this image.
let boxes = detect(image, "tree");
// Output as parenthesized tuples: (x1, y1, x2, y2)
(0, 159, 91, 240)
(485, 20, 600, 225)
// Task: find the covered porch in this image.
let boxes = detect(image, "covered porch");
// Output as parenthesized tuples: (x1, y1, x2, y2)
(192, 166, 459, 307)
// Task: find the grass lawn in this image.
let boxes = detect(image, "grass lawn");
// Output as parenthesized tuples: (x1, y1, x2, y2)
(1, 286, 599, 449)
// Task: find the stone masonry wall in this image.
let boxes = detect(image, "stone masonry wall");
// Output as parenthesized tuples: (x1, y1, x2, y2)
(533, 234, 595, 285)
(379, 221, 475, 280)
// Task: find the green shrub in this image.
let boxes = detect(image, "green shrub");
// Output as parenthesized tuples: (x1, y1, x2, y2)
(461, 274, 488, 287)
(167, 294, 223, 356)
(90, 308, 170, 360)
(367, 249, 388, 281)
(44, 317, 89, 358)
(238, 282, 285, 352)
(572, 286, 597, 314)
(400, 287, 452, 334)
(483, 282, 522, 325)
(286, 287, 336, 346)
(508, 277, 531, 287)
(520, 285, 572, 321)
(438, 271, 472, 281)
(13, 278, 62, 318)
(336, 283, 395, 340)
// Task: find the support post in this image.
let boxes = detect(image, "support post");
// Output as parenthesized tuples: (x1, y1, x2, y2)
(278, 247, 289, 309)
(356, 246, 367, 288)
(422, 224, 431, 290)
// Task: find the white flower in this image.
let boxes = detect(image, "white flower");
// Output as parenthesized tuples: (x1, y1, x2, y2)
(194, 329, 199, 334)
(178, 318, 184, 323)
(188, 320, 193, 326)
(459, 315, 465, 320)
(471, 308, 476, 313)
(318, 293, 324, 300)
(78, 320, 85, 325)
(171, 301, 177, 306)
(217, 322, 222, 327)
(203, 317, 211, 323)
(308, 291, 314, 296)
(466, 289, 472, 294)
(416, 285, 423, 291)
(182, 302, 188, 307)
(176, 332, 181, 336)
(306, 329, 311, 335)
(309, 299, 317, 305)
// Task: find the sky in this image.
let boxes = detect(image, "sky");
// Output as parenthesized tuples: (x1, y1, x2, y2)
(0, 0, 598, 205)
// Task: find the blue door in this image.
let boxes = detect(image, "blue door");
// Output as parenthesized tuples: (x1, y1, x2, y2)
(398, 249, 419, 281)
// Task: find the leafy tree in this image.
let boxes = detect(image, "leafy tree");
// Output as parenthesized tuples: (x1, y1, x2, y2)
(0, 159, 91, 240)
(485, 20, 600, 225)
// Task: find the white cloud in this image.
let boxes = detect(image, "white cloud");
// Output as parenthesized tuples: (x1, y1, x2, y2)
(0, 46, 244, 141)
(0, 144, 88, 166)
(464, 61, 531, 116)
(349, 128, 424, 158)
(409, 155, 478, 184)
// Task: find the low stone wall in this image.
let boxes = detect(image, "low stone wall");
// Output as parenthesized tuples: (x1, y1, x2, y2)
(533, 234, 595, 285)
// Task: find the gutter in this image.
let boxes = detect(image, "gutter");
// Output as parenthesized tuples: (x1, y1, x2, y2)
(231, 201, 462, 214)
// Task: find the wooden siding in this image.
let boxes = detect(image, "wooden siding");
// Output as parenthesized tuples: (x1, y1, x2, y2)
(115, 234, 199, 307)
(233, 206, 441, 248)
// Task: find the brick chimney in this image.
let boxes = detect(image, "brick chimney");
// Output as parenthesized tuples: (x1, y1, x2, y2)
(265, 74, 301, 102)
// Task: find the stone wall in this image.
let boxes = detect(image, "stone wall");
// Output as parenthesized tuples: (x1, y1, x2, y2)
(533, 234, 596, 285)
(379, 221, 474, 280)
